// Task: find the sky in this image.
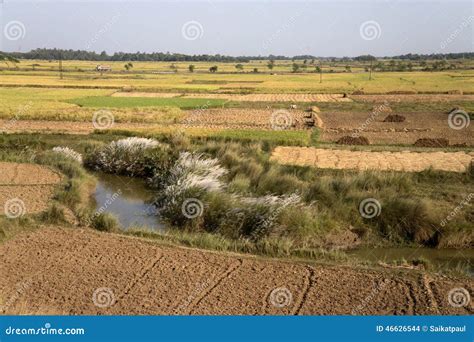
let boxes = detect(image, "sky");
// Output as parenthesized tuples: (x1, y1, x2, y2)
(0, 0, 472, 57)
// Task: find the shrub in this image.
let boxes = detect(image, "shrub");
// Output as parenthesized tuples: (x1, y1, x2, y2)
(40, 203, 66, 224)
(156, 152, 228, 227)
(374, 197, 437, 244)
(257, 168, 304, 195)
(85, 137, 174, 178)
(228, 174, 251, 194)
(52, 146, 83, 164)
(304, 181, 335, 205)
(91, 212, 119, 232)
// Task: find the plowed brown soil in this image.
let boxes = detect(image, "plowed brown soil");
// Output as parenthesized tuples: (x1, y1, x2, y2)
(0, 163, 61, 215)
(319, 112, 474, 145)
(271, 147, 473, 173)
(0, 228, 471, 315)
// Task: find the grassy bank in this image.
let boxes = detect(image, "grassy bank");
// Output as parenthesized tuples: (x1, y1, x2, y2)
(0, 132, 472, 277)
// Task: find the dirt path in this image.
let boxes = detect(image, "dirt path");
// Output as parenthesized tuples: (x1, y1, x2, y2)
(271, 147, 473, 173)
(0, 228, 471, 315)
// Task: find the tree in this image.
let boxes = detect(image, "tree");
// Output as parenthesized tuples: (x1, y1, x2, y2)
(235, 64, 244, 71)
(124, 62, 133, 71)
(253, 68, 259, 73)
(292, 63, 300, 73)
(209, 65, 218, 73)
(317, 60, 322, 83)
(267, 60, 274, 70)
(188, 65, 195, 72)
(345, 65, 351, 72)
(354, 54, 377, 62)
(0, 53, 19, 69)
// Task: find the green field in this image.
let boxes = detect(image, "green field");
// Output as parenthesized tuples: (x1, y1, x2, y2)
(68, 96, 228, 109)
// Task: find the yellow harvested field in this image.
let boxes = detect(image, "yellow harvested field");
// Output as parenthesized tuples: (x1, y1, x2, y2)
(112, 92, 352, 102)
(271, 147, 473, 173)
(183, 108, 308, 130)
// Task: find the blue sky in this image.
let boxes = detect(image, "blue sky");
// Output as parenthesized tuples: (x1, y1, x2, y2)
(0, 0, 472, 56)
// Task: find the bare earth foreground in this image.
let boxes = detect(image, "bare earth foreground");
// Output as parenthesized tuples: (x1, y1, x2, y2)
(0, 228, 472, 315)
(271, 147, 473, 173)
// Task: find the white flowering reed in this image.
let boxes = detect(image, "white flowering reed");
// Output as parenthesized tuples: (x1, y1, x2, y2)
(52, 146, 83, 164)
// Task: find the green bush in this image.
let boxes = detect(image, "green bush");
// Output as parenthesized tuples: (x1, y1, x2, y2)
(40, 203, 66, 224)
(91, 212, 119, 232)
(375, 197, 437, 244)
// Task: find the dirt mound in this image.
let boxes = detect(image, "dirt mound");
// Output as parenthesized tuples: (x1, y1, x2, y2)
(383, 114, 406, 122)
(414, 138, 449, 148)
(336, 136, 370, 145)
(0, 227, 471, 315)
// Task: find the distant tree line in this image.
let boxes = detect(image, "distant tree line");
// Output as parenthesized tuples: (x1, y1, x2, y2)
(2, 48, 472, 62)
